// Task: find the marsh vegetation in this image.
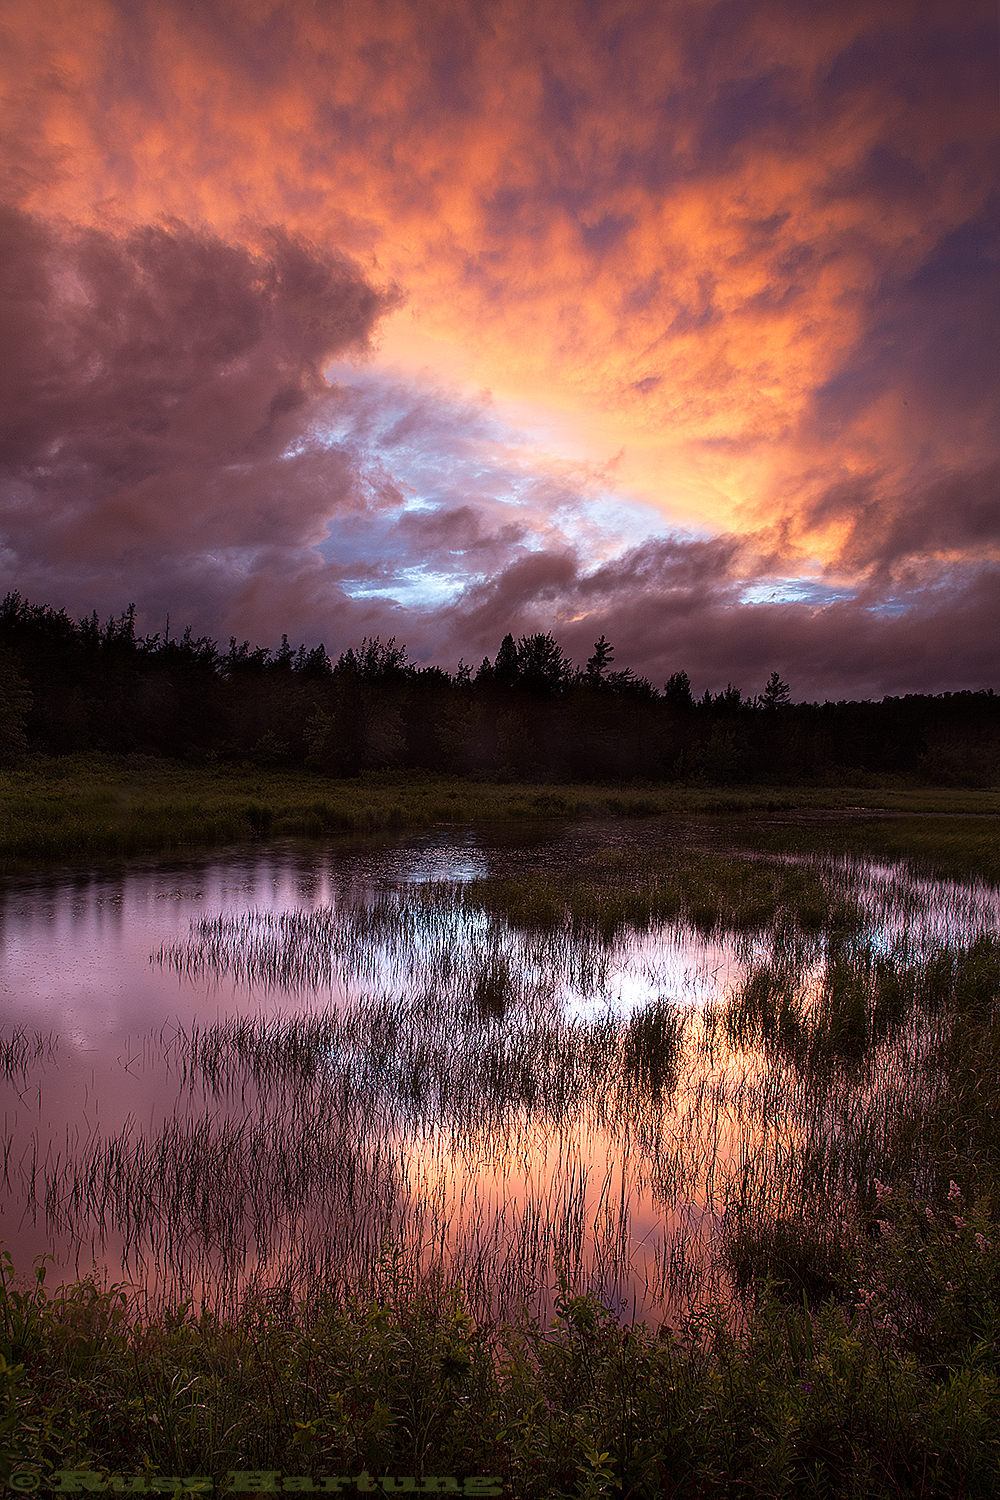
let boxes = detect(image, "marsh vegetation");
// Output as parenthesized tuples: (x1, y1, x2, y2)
(3, 819, 1000, 1493)
(4, 750, 999, 872)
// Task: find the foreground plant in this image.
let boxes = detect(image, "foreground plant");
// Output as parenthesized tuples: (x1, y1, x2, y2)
(4, 1223, 1000, 1500)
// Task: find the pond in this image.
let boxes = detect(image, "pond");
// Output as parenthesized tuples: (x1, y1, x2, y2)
(2, 817, 998, 1324)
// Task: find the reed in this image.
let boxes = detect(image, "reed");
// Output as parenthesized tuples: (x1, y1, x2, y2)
(0, 1027, 55, 1078)
(2, 753, 999, 869)
(5, 822, 1000, 1494)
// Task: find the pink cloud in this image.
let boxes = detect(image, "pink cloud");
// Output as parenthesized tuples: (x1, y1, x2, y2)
(1, 0, 997, 698)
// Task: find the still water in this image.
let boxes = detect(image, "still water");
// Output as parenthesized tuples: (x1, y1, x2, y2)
(1, 819, 997, 1323)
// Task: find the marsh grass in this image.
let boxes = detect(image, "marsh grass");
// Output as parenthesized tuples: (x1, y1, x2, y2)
(0, 758, 449, 867)
(4, 1212, 1000, 1497)
(21, 905, 999, 1334)
(0, 1028, 55, 1078)
(2, 753, 999, 869)
(6, 832, 1000, 1493)
(0, 759, 724, 869)
(725, 812, 1000, 885)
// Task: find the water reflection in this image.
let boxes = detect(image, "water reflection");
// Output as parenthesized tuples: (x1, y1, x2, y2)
(0, 819, 996, 1322)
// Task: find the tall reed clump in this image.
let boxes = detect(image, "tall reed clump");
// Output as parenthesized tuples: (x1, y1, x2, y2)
(0, 1028, 54, 1078)
(723, 943, 928, 1074)
(716, 934, 1000, 1378)
(719, 934, 1000, 1171)
(923, 936, 1000, 1186)
(451, 846, 862, 942)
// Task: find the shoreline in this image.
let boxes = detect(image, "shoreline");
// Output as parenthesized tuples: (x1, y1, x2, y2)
(3, 754, 999, 872)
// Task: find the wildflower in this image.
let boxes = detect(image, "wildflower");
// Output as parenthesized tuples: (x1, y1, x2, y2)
(925, 1207, 935, 1222)
(874, 1179, 891, 1202)
(975, 1233, 992, 1252)
(948, 1180, 963, 1203)
(954, 1216, 967, 1230)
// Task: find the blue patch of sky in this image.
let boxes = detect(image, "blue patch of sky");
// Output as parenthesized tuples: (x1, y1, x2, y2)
(863, 596, 914, 617)
(739, 578, 856, 607)
(311, 365, 675, 606)
(345, 569, 462, 607)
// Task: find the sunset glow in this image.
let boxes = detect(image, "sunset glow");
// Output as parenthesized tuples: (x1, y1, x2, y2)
(1, 0, 997, 695)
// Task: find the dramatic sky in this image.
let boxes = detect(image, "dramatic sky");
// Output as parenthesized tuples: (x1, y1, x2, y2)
(1, 0, 997, 697)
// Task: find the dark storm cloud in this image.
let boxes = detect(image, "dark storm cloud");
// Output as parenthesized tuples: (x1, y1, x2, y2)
(803, 464, 1000, 576)
(0, 205, 402, 633)
(0, 203, 637, 646)
(0, 205, 392, 491)
(436, 532, 1000, 699)
(801, 195, 1000, 547)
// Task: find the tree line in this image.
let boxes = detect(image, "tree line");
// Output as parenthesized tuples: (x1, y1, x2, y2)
(1, 592, 998, 785)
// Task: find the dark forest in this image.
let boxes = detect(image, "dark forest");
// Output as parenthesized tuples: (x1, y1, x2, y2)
(1, 593, 998, 786)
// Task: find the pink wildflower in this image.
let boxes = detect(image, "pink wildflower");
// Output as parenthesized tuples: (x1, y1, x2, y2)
(954, 1216, 967, 1230)
(874, 1179, 891, 1202)
(925, 1207, 935, 1222)
(975, 1234, 989, 1253)
(948, 1180, 963, 1203)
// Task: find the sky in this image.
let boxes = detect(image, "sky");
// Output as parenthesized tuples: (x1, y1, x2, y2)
(0, 0, 997, 699)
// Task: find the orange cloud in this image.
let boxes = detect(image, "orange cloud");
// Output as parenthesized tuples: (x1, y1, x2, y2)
(1, 0, 997, 690)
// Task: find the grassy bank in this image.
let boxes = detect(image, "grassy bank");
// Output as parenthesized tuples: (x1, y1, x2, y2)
(2, 754, 999, 870)
(723, 812, 1000, 885)
(3, 1196, 1000, 1500)
(446, 844, 863, 937)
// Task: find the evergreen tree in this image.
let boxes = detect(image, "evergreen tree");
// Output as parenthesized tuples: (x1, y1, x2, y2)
(663, 671, 694, 708)
(585, 636, 615, 685)
(516, 632, 571, 695)
(492, 633, 520, 689)
(0, 646, 32, 762)
(762, 671, 791, 709)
